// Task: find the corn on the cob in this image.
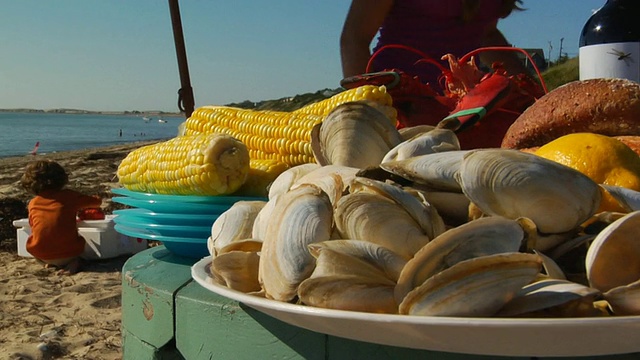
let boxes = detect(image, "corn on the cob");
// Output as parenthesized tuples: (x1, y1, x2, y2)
(233, 159, 290, 197)
(117, 133, 250, 196)
(182, 85, 395, 168)
(293, 85, 397, 121)
(183, 107, 321, 167)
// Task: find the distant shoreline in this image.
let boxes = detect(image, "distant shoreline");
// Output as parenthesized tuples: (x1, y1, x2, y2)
(0, 109, 183, 116)
(0, 139, 167, 161)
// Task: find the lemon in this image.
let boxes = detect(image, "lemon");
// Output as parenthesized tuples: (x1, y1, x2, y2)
(534, 132, 640, 213)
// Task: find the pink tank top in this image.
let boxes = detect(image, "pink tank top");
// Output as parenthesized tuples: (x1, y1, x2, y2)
(371, 0, 506, 90)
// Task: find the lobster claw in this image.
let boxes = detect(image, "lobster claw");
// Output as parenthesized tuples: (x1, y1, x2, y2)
(437, 74, 513, 133)
(340, 71, 403, 90)
(340, 70, 454, 129)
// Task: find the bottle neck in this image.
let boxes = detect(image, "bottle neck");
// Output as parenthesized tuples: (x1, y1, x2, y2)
(580, 0, 639, 46)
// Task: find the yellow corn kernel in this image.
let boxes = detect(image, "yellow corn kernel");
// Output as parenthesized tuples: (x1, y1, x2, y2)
(293, 85, 397, 121)
(117, 133, 250, 196)
(182, 106, 322, 167)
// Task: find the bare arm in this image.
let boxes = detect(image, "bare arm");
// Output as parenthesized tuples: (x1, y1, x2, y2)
(340, 0, 394, 77)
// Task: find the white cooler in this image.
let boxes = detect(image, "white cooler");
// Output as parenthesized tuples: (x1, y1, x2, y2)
(12, 215, 147, 259)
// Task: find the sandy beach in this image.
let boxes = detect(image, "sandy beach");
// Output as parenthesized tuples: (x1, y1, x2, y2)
(0, 140, 162, 360)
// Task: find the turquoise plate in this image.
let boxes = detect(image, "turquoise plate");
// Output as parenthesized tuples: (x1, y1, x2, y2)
(113, 209, 216, 226)
(113, 215, 210, 238)
(111, 188, 266, 204)
(114, 224, 208, 258)
(111, 196, 233, 214)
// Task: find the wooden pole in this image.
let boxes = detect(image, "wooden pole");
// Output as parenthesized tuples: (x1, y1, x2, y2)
(168, 0, 195, 118)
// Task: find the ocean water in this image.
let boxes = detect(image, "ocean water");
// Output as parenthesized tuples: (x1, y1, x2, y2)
(0, 112, 184, 158)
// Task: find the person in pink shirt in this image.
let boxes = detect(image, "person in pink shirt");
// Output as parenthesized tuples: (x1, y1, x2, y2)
(340, 0, 529, 92)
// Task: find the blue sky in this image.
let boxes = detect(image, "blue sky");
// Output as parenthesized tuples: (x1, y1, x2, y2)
(0, 0, 604, 113)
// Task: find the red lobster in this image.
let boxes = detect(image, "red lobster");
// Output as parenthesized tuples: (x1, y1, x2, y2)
(340, 45, 547, 149)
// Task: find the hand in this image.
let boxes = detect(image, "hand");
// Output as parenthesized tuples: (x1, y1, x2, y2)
(77, 208, 105, 220)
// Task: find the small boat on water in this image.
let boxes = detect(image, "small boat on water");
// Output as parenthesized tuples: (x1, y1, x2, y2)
(158, 119, 168, 123)
(142, 117, 151, 122)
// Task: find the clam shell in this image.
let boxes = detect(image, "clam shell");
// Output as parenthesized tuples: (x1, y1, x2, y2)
(334, 192, 431, 259)
(535, 250, 566, 280)
(258, 184, 333, 301)
(268, 163, 320, 200)
(291, 164, 360, 206)
(586, 210, 640, 292)
(297, 239, 402, 313)
(395, 216, 529, 303)
(398, 252, 543, 317)
(298, 276, 397, 314)
(382, 128, 460, 163)
(209, 200, 266, 257)
(533, 232, 580, 253)
(457, 149, 601, 234)
(251, 194, 280, 241)
(406, 187, 470, 226)
(380, 150, 468, 192)
(211, 250, 261, 293)
(496, 279, 602, 317)
(311, 101, 402, 168)
(398, 125, 436, 141)
(603, 279, 640, 315)
(601, 185, 640, 212)
(349, 177, 446, 240)
(217, 239, 263, 255)
(307, 240, 407, 282)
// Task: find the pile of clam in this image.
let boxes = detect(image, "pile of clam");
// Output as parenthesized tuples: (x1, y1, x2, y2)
(207, 102, 640, 318)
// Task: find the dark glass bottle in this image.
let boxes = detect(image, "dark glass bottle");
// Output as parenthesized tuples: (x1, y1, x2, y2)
(579, 0, 640, 82)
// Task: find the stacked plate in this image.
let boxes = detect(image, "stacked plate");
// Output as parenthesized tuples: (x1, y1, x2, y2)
(111, 188, 264, 258)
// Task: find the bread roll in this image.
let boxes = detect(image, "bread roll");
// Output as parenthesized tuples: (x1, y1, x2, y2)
(501, 78, 640, 149)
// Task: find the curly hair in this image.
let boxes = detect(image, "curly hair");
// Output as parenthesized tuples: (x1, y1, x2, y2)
(20, 160, 69, 195)
(462, 0, 524, 22)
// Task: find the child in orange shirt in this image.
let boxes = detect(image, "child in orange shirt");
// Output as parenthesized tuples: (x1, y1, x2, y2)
(20, 160, 102, 275)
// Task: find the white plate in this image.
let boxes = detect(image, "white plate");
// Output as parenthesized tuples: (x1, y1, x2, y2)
(191, 256, 640, 357)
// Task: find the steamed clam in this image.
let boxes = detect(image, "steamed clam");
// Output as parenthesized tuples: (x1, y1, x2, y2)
(306, 240, 407, 281)
(297, 240, 407, 313)
(208, 200, 266, 258)
(601, 185, 640, 212)
(395, 216, 533, 304)
(457, 149, 601, 234)
(210, 240, 263, 293)
(380, 150, 469, 192)
(310, 101, 403, 168)
(290, 164, 360, 206)
(348, 177, 445, 240)
(258, 184, 333, 302)
(405, 187, 470, 226)
(267, 163, 320, 200)
(201, 120, 640, 321)
(603, 280, 640, 315)
(496, 279, 603, 318)
(334, 190, 435, 260)
(398, 125, 436, 140)
(382, 128, 460, 163)
(586, 210, 640, 315)
(398, 252, 543, 317)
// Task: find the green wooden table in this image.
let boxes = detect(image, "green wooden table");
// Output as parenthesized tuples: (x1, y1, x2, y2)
(121, 246, 639, 360)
